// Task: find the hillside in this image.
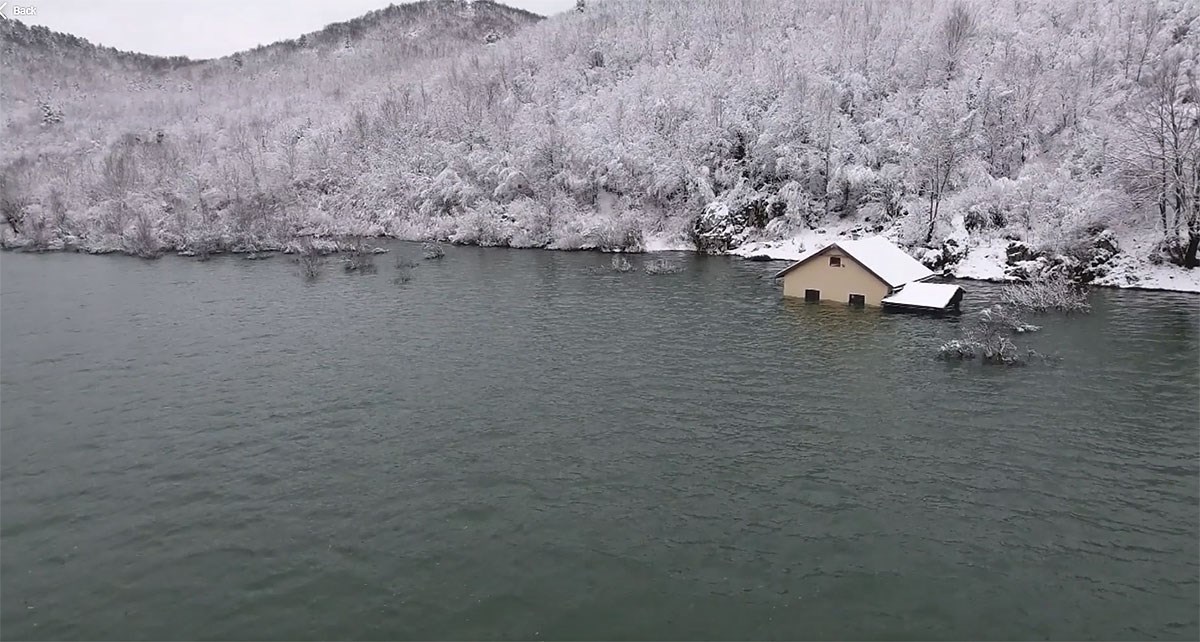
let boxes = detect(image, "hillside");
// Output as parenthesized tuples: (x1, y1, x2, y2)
(1, 0, 1198, 289)
(1, 0, 540, 148)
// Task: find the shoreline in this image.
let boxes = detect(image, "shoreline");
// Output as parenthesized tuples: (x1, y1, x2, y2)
(5, 234, 1200, 295)
(736, 257, 1200, 294)
(729, 231, 1200, 295)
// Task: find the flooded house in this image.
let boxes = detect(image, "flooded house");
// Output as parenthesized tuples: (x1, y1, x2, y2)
(773, 236, 964, 311)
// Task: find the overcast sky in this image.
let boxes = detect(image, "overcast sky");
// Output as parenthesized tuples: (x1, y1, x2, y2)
(11, 0, 575, 59)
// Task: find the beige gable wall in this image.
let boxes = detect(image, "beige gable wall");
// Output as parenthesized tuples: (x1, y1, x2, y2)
(780, 247, 891, 305)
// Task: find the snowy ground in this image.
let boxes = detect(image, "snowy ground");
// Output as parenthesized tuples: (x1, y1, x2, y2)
(641, 234, 694, 252)
(727, 229, 1200, 294)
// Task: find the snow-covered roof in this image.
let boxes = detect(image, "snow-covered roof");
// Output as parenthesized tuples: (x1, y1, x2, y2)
(881, 282, 964, 309)
(773, 236, 934, 287)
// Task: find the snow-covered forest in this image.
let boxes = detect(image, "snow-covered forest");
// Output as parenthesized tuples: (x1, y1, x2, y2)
(2, 0, 1198, 287)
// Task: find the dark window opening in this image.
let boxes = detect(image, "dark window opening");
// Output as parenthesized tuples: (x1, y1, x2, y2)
(804, 289, 820, 302)
(849, 293, 865, 308)
(829, 256, 842, 267)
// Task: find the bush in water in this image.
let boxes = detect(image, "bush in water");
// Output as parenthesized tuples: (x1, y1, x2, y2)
(1002, 273, 1091, 313)
(394, 256, 419, 284)
(644, 258, 683, 274)
(295, 239, 323, 280)
(938, 305, 1041, 366)
(610, 255, 633, 273)
(422, 241, 445, 259)
(342, 236, 377, 273)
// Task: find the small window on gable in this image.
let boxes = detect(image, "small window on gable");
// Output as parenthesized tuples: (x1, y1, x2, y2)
(829, 256, 842, 267)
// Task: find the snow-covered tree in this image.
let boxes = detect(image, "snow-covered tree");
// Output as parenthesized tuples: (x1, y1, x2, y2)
(2, 0, 1198, 272)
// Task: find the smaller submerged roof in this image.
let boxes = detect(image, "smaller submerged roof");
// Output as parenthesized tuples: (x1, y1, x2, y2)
(881, 282, 963, 309)
(773, 236, 933, 287)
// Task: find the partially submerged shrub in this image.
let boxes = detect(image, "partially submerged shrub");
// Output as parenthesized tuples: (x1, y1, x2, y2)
(938, 335, 1021, 364)
(938, 305, 1040, 366)
(1002, 272, 1090, 313)
(978, 305, 1040, 333)
(644, 258, 683, 274)
(294, 239, 322, 280)
(938, 336, 1034, 365)
(422, 241, 445, 259)
(342, 236, 376, 272)
(394, 257, 418, 284)
(191, 233, 223, 261)
(610, 255, 634, 273)
(938, 338, 981, 360)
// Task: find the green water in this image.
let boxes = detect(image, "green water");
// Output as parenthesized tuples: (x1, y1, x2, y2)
(2, 245, 1197, 640)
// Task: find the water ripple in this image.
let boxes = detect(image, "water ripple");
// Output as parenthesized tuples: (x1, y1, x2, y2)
(1, 246, 1197, 640)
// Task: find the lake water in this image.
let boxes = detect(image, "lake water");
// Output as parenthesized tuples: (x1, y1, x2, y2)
(2, 244, 1198, 640)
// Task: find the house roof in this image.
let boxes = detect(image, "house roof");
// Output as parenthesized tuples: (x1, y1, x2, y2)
(881, 282, 964, 309)
(772, 236, 934, 287)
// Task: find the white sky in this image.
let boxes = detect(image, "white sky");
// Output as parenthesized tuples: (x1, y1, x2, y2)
(9, 0, 575, 59)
